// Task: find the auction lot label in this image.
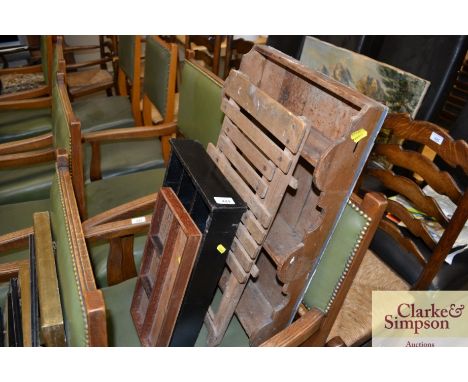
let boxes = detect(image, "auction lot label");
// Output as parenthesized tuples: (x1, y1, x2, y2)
(372, 291, 468, 346)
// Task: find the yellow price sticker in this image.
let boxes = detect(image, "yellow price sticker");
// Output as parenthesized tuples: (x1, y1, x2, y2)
(216, 244, 226, 254)
(351, 129, 368, 143)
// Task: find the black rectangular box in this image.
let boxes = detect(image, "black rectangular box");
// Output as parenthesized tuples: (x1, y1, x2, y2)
(164, 139, 246, 346)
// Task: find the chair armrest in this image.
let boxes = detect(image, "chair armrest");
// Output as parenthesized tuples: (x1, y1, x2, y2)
(84, 214, 151, 242)
(82, 193, 158, 229)
(260, 308, 324, 347)
(0, 227, 33, 253)
(82, 122, 178, 144)
(0, 85, 49, 101)
(0, 148, 55, 169)
(0, 133, 53, 155)
(0, 64, 42, 75)
(0, 96, 51, 109)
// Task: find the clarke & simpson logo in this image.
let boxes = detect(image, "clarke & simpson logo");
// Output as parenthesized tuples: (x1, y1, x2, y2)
(384, 302, 465, 335)
(372, 291, 468, 347)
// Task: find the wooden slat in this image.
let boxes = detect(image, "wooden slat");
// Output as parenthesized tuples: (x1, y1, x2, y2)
(221, 98, 293, 173)
(374, 143, 462, 204)
(380, 219, 427, 266)
(368, 168, 449, 225)
(386, 200, 437, 250)
(207, 143, 272, 228)
(222, 117, 275, 181)
(231, 238, 254, 273)
(236, 223, 260, 258)
(241, 210, 267, 245)
(226, 251, 249, 284)
(385, 113, 468, 173)
(218, 134, 269, 198)
(224, 70, 307, 153)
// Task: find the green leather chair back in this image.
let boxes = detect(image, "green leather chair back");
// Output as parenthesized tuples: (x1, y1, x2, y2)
(143, 37, 172, 121)
(178, 60, 224, 148)
(118, 35, 136, 82)
(49, 171, 88, 346)
(302, 200, 370, 313)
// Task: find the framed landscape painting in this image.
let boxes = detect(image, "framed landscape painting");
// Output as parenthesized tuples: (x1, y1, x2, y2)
(300, 36, 430, 118)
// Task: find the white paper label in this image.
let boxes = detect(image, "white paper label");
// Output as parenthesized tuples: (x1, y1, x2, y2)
(430, 132, 444, 145)
(131, 216, 146, 224)
(214, 197, 235, 205)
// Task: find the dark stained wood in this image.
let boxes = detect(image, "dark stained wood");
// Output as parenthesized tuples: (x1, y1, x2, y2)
(130, 188, 202, 346)
(0, 133, 53, 155)
(415, 189, 468, 289)
(107, 235, 137, 286)
(260, 308, 323, 347)
(0, 147, 55, 168)
(0, 96, 51, 109)
(0, 228, 33, 252)
(364, 113, 468, 289)
(384, 113, 468, 172)
(82, 193, 158, 229)
(374, 143, 462, 203)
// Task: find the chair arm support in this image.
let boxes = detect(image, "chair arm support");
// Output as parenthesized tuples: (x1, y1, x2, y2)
(82, 193, 158, 229)
(0, 227, 33, 253)
(260, 308, 324, 347)
(0, 148, 55, 168)
(0, 133, 53, 155)
(0, 64, 42, 75)
(0, 96, 51, 109)
(82, 123, 178, 143)
(84, 214, 151, 242)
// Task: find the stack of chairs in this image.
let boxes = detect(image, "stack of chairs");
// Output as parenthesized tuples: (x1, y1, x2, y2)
(1, 36, 465, 347)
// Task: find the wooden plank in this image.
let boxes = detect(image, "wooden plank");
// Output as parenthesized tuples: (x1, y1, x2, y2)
(131, 188, 202, 346)
(221, 98, 292, 173)
(218, 134, 269, 198)
(241, 210, 267, 245)
(222, 117, 275, 181)
(33, 212, 66, 346)
(207, 143, 272, 228)
(236, 223, 260, 259)
(224, 70, 307, 153)
(231, 238, 254, 273)
(226, 251, 249, 284)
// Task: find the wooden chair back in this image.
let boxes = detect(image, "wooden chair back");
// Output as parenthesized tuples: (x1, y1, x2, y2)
(364, 113, 468, 288)
(142, 36, 178, 125)
(184, 35, 223, 76)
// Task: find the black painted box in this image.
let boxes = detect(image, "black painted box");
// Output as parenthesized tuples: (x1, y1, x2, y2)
(164, 139, 246, 346)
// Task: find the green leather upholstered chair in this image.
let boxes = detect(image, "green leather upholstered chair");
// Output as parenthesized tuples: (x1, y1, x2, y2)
(70, 35, 142, 132)
(0, 58, 224, 288)
(0, 36, 54, 144)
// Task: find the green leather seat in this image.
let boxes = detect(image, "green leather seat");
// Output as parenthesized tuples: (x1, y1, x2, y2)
(101, 277, 141, 347)
(0, 108, 52, 144)
(0, 161, 55, 205)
